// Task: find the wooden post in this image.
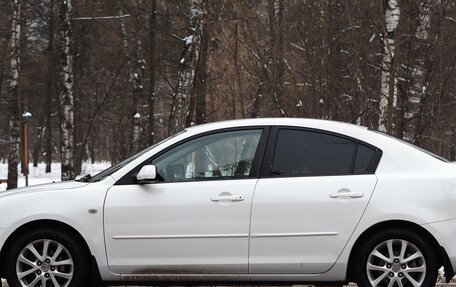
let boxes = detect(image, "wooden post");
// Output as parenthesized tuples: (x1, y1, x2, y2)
(24, 120, 28, 186)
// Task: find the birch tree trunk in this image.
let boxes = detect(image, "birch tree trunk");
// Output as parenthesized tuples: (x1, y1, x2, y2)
(403, 0, 432, 141)
(268, 0, 286, 117)
(193, 32, 208, 126)
(233, 3, 245, 118)
(0, 26, 9, 110)
(168, 0, 205, 135)
(378, 0, 401, 133)
(6, 0, 22, 190)
(45, 0, 56, 173)
(148, 0, 157, 145)
(187, 1, 209, 126)
(59, 0, 75, 180)
(130, 0, 145, 154)
(117, 0, 143, 154)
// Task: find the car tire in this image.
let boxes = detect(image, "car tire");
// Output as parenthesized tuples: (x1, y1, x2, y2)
(354, 228, 438, 287)
(5, 228, 90, 287)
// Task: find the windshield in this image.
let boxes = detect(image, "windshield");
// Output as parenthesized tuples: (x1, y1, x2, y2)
(81, 131, 186, 182)
(373, 131, 449, 162)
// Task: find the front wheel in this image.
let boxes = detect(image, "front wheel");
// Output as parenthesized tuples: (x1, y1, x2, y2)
(5, 228, 90, 287)
(355, 229, 439, 287)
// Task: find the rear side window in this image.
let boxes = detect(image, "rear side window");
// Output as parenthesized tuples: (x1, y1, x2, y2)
(270, 129, 379, 177)
(272, 129, 356, 177)
(354, 144, 376, 174)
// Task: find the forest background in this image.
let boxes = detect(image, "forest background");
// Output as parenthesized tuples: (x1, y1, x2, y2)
(1, 0, 456, 188)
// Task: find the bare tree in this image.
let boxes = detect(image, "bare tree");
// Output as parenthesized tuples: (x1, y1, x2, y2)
(233, 3, 245, 118)
(45, 0, 57, 173)
(378, 0, 401, 133)
(59, 0, 75, 180)
(148, 0, 157, 144)
(187, 0, 210, 126)
(268, 0, 286, 117)
(2, 0, 456, 173)
(403, 0, 433, 141)
(6, 0, 22, 190)
(130, 0, 146, 154)
(168, 0, 206, 134)
(117, 0, 144, 154)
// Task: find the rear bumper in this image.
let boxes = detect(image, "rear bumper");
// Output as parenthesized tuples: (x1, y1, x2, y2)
(423, 219, 456, 281)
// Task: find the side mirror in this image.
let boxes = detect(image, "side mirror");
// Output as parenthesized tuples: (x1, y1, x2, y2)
(136, 165, 157, 183)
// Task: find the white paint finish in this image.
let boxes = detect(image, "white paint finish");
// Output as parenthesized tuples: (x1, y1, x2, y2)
(104, 179, 257, 274)
(330, 166, 456, 279)
(249, 175, 377, 274)
(0, 179, 119, 281)
(422, 218, 456, 271)
(135, 164, 156, 181)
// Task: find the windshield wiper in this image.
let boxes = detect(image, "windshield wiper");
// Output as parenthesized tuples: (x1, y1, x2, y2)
(76, 174, 92, 182)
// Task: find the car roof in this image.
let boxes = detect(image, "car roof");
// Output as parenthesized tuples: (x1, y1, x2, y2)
(186, 118, 368, 134)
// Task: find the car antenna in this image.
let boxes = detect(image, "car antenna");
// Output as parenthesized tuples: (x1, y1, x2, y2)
(351, 105, 372, 124)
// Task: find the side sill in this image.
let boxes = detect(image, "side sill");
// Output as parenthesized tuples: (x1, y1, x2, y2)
(115, 274, 347, 285)
(103, 280, 347, 287)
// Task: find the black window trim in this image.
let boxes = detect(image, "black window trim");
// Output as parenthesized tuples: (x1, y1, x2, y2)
(115, 126, 271, 185)
(260, 126, 383, 178)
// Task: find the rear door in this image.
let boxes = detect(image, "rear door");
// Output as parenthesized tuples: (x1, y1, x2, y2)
(249, 127, 380, 274)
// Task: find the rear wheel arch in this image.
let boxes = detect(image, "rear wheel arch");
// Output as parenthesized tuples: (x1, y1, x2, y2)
(346, 220, 450, 282)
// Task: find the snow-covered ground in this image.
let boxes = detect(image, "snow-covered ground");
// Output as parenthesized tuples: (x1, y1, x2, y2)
(0, 161, 111, 191)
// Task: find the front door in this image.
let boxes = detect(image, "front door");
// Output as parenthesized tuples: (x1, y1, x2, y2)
(104, 128, 266, 274)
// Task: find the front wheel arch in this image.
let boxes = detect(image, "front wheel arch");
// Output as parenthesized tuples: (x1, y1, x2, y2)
(346, 220, 450, 283)
(0, 220, 97, 280)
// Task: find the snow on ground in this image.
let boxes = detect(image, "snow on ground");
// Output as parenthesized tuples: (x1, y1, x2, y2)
(0, 161, 111, 191)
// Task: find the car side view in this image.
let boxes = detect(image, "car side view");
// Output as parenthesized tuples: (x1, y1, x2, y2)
(0, 118, 455, 287)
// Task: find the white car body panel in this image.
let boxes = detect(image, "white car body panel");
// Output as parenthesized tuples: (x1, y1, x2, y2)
(0, 178, 121, 281)
(0, 118, 455, 284)
(104, 179, 257, 274)
(249, 175, 377, 274)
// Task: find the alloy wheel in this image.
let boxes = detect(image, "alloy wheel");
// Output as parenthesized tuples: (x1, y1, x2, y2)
(15, 239, 74, 287)
(366, 239, 426, 287)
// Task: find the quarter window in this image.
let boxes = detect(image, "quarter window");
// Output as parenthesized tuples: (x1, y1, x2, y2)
(152, 130, 262, 182)
(271, 129, 357, 177)
(354, 144, 376, 174)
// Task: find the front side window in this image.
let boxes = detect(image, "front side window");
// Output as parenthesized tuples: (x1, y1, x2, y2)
(152, 129, 263, 182)
(272, 129, 356, 177)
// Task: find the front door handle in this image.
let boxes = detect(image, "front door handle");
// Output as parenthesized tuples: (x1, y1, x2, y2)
(330, 190, 364, 199)
(211, 195, 244, 202)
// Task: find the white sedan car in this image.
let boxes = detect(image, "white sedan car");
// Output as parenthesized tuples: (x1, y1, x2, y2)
(1, 118, 455, 287)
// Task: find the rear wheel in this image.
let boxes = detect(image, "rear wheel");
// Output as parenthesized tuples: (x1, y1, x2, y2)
(354, 229, 439, 287)
(5, 228, 90, 287)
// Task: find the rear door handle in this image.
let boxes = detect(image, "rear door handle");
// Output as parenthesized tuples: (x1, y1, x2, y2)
(330, 191, 364, 199)
(211, 195, 244, 202)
